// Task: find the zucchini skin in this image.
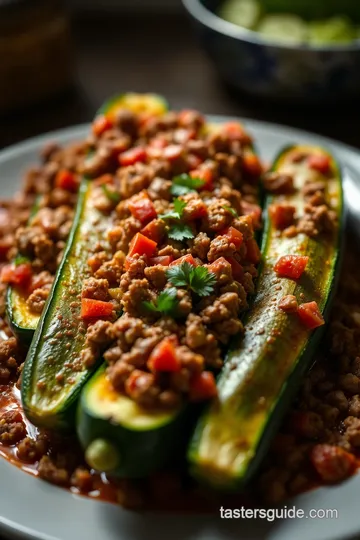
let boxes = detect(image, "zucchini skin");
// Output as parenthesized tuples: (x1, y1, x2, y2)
(6, 198, 41, 342)
(188, 145, 343, 490)
(21, 93, 169, 431)
(77, 368, 195, 478)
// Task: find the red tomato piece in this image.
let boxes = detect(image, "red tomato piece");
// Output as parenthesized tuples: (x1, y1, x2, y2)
(149, 136, 168, 149)
(240, 201, 262, 229)
(224, 257, 244, 282)
(190, 168, 214, 191)
(149, 255, 173, 266)
(178, 109, 204, 128)
(169, 254, 197, 267)
(173, 128, 196, 144)
(310, 444, 356, 483)
(242, 152, 263, 177)
(187, 154, 203, 170)
(163, 145, 183, 161)
(189, 371, 217, 402)
(128, 193, 157, 224)
(148, 337, 181, 372)
(221, 226, 244, 249)
(208, 257, 228, 276)
(307, 154, 331, 175)
(297, 301, 325, 329)
(0, 263, 32, 288)
(245, 238, 261, 265)
(128, 233, 157, 259)
(119, 147, 147, 167)
(55, 169, 78, 192)
(274, 255, 309, 280)
(141, 220, 165, 244)
(124, 256, 137, 272)
(80, 298, 114, 320)
(92, 115, 113, 137)
(268, 203, 296, 230)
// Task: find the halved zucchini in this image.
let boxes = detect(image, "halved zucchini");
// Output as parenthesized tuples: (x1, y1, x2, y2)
(77, 367, 191, 478)
(21, 93, 168, 430)
(188, 145, 343, 490)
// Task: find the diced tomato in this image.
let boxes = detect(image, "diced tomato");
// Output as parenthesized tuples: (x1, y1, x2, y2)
(189, 371, 217, 402)
(0, 262, 32, 288)
(174, 128, 196, 144)
(128, 233, 157, 259)
(242, 152, 263, 177)
(225, 257, 244, 282)
(307, 154, 331, 175)
(169, 254, 197, 267)
(141, 219, 165, 244)
(223, 122, 247, 140)
(92, 115, 113, 137)
(178, 109, 204, 128)
(80, 298, 114, 320)
(0, 238, 12, 261)
(119, 147, 147, 167)
(310, 444, 356, 483)
(245, 238, 261, 265)
(190, 168, 214, 191)
(240, 201, 262, 229)
(128, 193, 157, 224)
(163, 145, 183, 161)
(274, 255, 309, 280)
(148, 337, 181, 372)
(149, 136, 168, 149)
(268, 203, 296, 230)
(149, 255, 173, 266)
(55, 169, 78, 192)
(297, 301, 325, 330)
(208, 257, 228, 276)
(187, 154, 203, 170)
(124, 256, 137, 272)
(221, 226, 244, 249)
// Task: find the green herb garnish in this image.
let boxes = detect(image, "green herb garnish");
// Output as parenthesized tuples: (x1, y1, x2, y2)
(223, 205, 238, 218)
(143, 287, 179, 316)
(101, 184, 121, 203)
(160, 198, 194, 241)
(15, 256, 30, 266)
(166, 262, 216, 297)
(171, 174, 205, 197)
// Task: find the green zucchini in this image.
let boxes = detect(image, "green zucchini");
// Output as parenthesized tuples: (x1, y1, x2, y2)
(21, 93, 168, 431)
(77, 367, 192, 478)
(188, 144, 343, 490)
(6, 198, 41, 342)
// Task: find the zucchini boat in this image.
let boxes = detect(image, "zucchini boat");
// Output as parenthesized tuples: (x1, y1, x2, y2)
(188, 145, 343, 489)
(6, 198, 41, 342)
(21, 93, 168, 430)
(77, 367, 194, 477)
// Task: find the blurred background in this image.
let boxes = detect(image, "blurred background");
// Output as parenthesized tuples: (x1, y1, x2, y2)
(1, 0, 360, 150)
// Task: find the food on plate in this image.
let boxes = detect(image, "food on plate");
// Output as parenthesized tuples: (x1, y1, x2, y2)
(0, 93, 358, 511)
(218, 0, 360, 44)
(188, 145, 342, 489)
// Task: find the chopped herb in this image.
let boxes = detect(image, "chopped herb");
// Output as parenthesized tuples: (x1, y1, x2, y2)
(171, 174, 205, 197)
(15, 256, 30, 266)
(168, 223, 194, 241)
(166, 262, 217, 297)
(101, 184, 121, 203)
(159, 198, 187, 221)
(223, 205, 238, 218)
(143, 287, 179, 316)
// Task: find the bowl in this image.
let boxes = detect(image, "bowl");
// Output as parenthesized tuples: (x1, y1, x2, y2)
(182, 0, 360, 102)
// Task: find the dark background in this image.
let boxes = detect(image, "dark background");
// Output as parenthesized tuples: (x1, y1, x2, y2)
(1, 8, 360, 151)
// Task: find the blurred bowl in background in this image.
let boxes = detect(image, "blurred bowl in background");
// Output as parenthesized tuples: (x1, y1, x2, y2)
(182, 0, 360, 102)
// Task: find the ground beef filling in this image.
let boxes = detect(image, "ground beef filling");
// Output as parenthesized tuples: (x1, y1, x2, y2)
(79, 110, 263, 409)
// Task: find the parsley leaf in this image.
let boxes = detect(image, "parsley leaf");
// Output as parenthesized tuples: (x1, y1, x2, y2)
(223, 205, 238, 218)
(168, 223, 194, 241)
(159, 198, 187, 221)
(102, 184, 121, 203)
(143, 287, 178, 316)
(15, 255, 30, 266)
(166, 262, 216, 297)
(171, 174, 205, 197)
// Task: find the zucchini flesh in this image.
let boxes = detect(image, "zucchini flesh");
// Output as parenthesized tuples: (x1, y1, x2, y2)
(6, 198, 41, 342)
(21, 93, 169, 430)
(188, 145, 343, 489)
(99, 93, 169, 120)
(77, 368, 191, 478)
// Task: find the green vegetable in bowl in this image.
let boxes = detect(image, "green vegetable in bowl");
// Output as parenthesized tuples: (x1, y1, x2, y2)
(257, 14, 308, 44)
(308, 17, 357, 45)
(218, 0, 262, 30)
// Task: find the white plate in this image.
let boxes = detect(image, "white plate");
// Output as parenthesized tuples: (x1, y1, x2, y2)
(0, 118, 360, 540)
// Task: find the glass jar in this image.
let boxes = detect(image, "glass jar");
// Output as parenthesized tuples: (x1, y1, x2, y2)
(0, 0, 73, 114)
